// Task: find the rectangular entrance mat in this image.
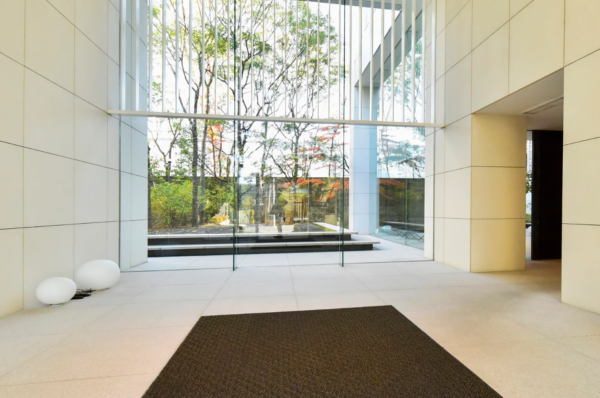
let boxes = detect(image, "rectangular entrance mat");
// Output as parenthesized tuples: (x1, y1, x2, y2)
(143, 306, 501, 397)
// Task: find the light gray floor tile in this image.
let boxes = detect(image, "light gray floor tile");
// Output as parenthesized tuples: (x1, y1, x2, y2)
(296, 291, 385, 311)
(290, 264, 354, 280)
(156, 268, 233, 285)
(82, 301, 209, 331)
(446, 339, 600, 398)
(0, 327, 188, 386)
(0, 334, 68, 378)
(292, 277, 369, 295)
(226, 266, 291, 283)
(356, 274, 433, 291)
(216, 279, 295, 299)
(203, 296, 298, 316)
(0, 305, 118, 338)
(130, 283, 224, 303)
(0, 374, 156, 398)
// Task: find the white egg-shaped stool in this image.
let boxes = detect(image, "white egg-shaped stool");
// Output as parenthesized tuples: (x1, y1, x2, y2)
(76, 260, 120, 291)
(36, 277, 77, 306)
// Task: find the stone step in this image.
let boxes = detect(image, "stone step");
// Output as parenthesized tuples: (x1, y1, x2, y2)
(148, 239, 379, 257)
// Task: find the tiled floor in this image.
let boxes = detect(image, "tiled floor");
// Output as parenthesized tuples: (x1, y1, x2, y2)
(3, 259, 600, 397)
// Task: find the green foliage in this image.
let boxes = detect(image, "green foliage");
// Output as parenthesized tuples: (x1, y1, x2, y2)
(151, 181, 194, 228)
(150, 179, 235, 228)
(526, 171, 532, 194)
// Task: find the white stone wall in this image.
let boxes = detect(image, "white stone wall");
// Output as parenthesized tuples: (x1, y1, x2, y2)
(425, 0, 600, 312)
(0, 0, 148, 316)
(120, 0, 149, 270)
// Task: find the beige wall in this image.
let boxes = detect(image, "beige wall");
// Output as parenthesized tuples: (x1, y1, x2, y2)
(0, 0, 147, 317)
(425, 0, 600, 312)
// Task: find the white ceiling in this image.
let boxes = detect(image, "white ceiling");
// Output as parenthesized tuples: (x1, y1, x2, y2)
(475, 69, 564, 131)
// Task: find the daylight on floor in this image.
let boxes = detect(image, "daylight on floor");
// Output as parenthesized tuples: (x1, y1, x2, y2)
(0, 0, 598, 397)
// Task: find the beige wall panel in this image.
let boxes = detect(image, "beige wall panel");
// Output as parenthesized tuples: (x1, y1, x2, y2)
(564, 50, 600, 145)
(444, 116, 472, 172)
(75, 31, 108, 110)
(472, 0, 509, 48)
(425, 217, 434, 259)
(445, 3, 472, 70)
(24, 150, 74, 228)
(471, 219, 526, 272)
(74, 162, 108, 224)
(75, 98, 108, 167)
(425, 176, 435, 218)
(565, 0, 600, 64)
(445, 55, 472, 124)
(107, 116, 120, 170)
(435, 174, 445, 217)
(444, 168, 472, 219)
(435, 129, 446, 174)
(562, 224, 600, 314)
(131, 220, 149, 267)
(25, 0, 74, 92)
(434, 218, 445, 262)
(510, 0, 533, 17)
(471, 114, 527, 167)
(0, 55, 24, 146)
(472, 24, 510, 112)
(120, 221, 132, 270)
(444, 218, 471, 271)
(0, 0, 25, 62)
(425, 133, 435, 177)
(108, 60, 120, 111)
(0, 229, 24, 318)
(563, 139, 600, 225)
(24, 70, 74, 158)
(74, 223, 108, 277)
(437, 0, 447, 34)
(425, 44, 434, 91)
(446, 0, 470, 23)
(509, 0, 565, 93)
(47, 0, 75, 23)
(75, 0, 108, 53)
(108, 169, 120, 222)
(471, 167, 526, 219)
(435, 75, 446, 126)
(131, 175, 148, 221)
(120, 172, 132, 222)
(107, 222, 120, 264)
(436, 29, 446, 80)
(108, 2, 120, 63)
(0, 143, 24, 230)
(23, 225, 74, 308)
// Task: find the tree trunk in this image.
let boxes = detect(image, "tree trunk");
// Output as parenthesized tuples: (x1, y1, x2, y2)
(199, 122, 208, 224)
(254, 174, 261, 232)
(191, 119, 199, 227)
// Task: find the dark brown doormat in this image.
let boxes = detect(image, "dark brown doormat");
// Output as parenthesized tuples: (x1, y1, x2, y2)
(143, 306, 502, 398)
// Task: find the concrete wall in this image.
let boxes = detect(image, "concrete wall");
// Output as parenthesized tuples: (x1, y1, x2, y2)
(425, 0, 600, 312)
(0, 0, 147, 316)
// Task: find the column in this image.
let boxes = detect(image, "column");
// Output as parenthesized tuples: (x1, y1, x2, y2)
(432, 114, 527, 272)
(349, 86, 379, 235)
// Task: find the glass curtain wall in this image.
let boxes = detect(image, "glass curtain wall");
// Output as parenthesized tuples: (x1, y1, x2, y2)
(375, 126, 425, 249)
(373, 3, 426, 250)
(148, 117, 347, 268)
(145, 0, 348, 268)
(143, 0, 427, 269)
